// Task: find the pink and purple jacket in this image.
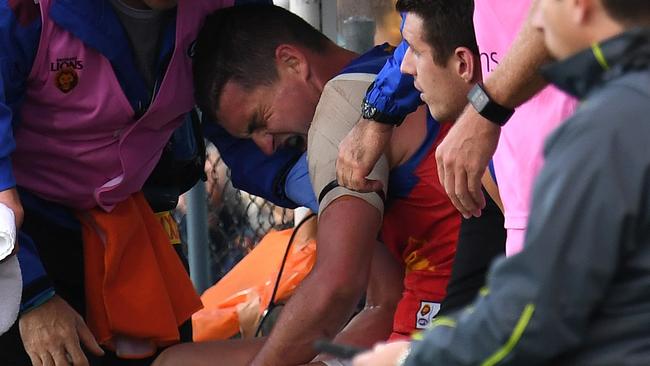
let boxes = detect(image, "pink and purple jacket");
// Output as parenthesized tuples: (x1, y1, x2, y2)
(474, 0, 577, 255)
(14, 0, 232, 211)
(0, 0, 250, 312)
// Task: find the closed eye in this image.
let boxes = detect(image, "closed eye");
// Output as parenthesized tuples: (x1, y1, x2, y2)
(246, 114, 266, 137)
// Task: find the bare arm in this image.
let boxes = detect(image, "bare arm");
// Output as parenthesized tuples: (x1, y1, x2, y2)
(318, 241, 403, 353)
(436, 0, 553, 217)
(482, 0, 549, 108)
(250, 197, 383, 366)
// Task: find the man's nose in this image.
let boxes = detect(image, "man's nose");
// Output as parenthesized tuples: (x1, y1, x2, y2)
(400, 46, 416, 76)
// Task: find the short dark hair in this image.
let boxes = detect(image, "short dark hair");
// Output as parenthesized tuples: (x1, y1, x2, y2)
(193, 4, 330, 120)
(396, 0, 478, 65)
(602, 0, 650, 26)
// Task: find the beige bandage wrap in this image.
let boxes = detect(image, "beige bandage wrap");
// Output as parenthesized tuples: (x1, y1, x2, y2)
(308, 73, 389, 218)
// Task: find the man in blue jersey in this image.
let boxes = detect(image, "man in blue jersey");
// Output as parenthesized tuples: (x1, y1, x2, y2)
(155, 3, 507, 366)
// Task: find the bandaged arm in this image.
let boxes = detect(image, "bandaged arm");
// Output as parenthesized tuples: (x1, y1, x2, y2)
(309, 74, 389, 216)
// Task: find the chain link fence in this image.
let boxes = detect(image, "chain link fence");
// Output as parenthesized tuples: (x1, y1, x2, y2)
(176, 143, 295, 282)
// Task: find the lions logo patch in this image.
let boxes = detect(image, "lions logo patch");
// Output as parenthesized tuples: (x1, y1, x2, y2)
(50, 56, 84, 93)
(416, 301, 440, 329)
(55, 67, 79, 93)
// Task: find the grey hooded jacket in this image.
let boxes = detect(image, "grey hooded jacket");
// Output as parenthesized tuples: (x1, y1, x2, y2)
(406, 28, 650, 366)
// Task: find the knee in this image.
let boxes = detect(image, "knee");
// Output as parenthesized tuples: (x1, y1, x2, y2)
(152, 347, 178, 366)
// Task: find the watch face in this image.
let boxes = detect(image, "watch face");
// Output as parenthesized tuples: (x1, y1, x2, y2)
(362, 103, 377, 119)
(469, 85, 490, 111)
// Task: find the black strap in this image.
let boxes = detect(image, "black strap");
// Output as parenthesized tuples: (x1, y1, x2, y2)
(318, 180, 385, 205)
(255, 213, 317, 336)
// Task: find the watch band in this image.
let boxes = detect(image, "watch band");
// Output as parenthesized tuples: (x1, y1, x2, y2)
(361, 97, 406, 126)
(467, 83, 515, 126)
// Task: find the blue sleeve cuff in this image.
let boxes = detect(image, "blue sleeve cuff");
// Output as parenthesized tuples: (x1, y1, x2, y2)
(16, 231, 54, 312)
(364, 40, 423, 119)
(20, 288, 55, 314)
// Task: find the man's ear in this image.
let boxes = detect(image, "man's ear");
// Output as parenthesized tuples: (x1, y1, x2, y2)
(574, 0, 599, 26)
(275, 44, 310, 81)
(452, 46, 479, 84)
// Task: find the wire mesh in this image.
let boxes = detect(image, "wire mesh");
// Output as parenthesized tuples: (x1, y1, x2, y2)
(176, 143, 294, 282)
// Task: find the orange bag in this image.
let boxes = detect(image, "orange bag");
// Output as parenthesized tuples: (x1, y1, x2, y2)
(192, 216, 317, 341)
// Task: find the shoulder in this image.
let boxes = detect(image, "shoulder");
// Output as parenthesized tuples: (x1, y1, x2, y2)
(545, 71, 650, 170)
(310, 74, 375, 137)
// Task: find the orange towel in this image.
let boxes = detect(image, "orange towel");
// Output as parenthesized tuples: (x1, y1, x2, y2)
(193, 216, 317, 341)
(78, 192, 202, 358)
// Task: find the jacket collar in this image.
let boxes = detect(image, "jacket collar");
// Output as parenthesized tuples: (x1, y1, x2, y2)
(50, 0, 134, 63)
(48, 0, 176, 114)
(541, 27, 650, 99)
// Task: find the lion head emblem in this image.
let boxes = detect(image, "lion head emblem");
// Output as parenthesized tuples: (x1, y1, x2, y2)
(55, 67, 79, 93)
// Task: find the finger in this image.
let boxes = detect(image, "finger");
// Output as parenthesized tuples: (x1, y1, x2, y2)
(454, 169, 479, 217)
(348, 174, 369, 192)
(348, 172, 372, 193)
(435, 144, 446, 187)
(76, 321, 104, 357)
(335, 157, 349, 188)
(40, 353, 55, 366)
(336, 143, 354, 186)
(372, 342, 389, 352)
(347, 162, 380, 192)
(26, 351, 42, 366)
(335, 153, 346, 181)
(361, 178, 384, 193)
(51, 348, 70, 366)
(443, 160, 468, 218)
(348, 169, 355, 190)
(352, 352, 373, 366)
(64, 339, 90, 366)
(466, 169, 486, 217)
(336, 168, 346, 189)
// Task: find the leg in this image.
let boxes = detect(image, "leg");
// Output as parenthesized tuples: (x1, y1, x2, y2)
(153, 337, 266, 366)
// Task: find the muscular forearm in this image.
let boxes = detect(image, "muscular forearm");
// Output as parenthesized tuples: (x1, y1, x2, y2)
(326, 242, 403, 349)
(484, 0, 550, 109)
(251, 198, 382, 366)
(328, 305, 395, 350)
(252, 267, 365, 366)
